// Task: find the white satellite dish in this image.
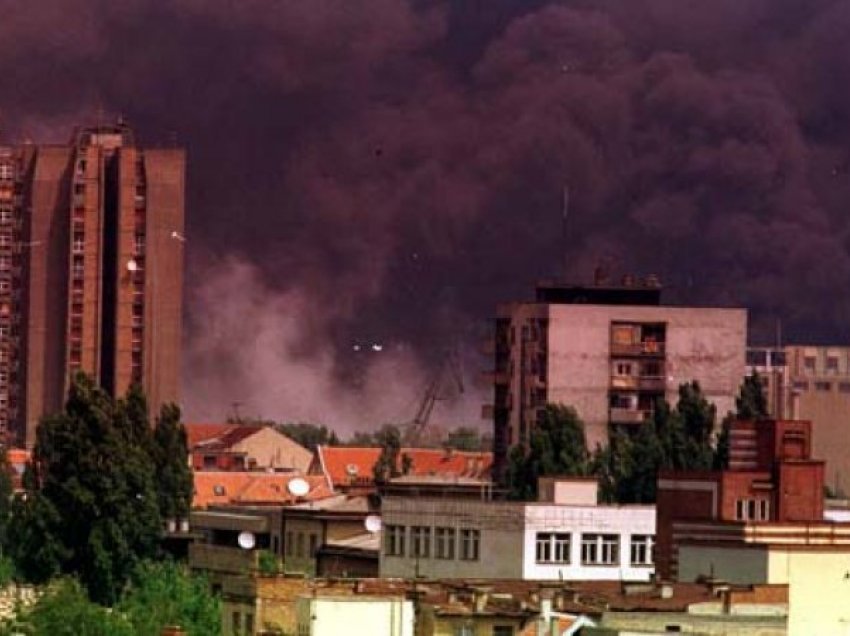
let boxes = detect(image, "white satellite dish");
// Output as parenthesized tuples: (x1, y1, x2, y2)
(287, 477, 310, 497)
(126, 259, 138, 272)
(237, 531, 256, 550)
(364, 515, 382, 534)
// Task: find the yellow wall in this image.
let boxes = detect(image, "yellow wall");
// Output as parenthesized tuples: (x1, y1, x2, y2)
(766, 550, 850, 636)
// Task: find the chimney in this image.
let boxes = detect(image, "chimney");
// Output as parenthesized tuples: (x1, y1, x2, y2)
(473, 588, 490, 613)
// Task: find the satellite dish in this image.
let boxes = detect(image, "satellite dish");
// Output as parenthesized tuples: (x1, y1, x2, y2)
(364, 515, 382, 534)
(126, 259, 138, 272)
(237, 531, 256, 550)
(287, 477, 310, 497)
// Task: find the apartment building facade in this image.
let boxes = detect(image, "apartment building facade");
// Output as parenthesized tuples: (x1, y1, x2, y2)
(380, 479, 656, 582)
(489, 281, 746, 476)
(748, 344, 850, 495)
(0, 122, 184, 445)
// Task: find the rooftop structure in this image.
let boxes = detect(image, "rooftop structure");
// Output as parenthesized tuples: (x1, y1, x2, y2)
(747, 344, 850, 495)
(309, 445, 493, 492)
(185, 422, 312, 473)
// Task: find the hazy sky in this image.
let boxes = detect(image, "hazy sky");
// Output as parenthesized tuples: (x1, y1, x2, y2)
(2, 0, 849, 429)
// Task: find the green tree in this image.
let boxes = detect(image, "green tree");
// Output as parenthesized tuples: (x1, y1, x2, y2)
(275, 422, 340, 451)
(735, 372, 768, 419)
(505, 404, 589, 500)
(444, 426, 484, 451)
(118, 561, 221, 636)
(715, 372, 769, 469)
(153, 404, 194, 522)
(19, 374, 162, 604)
(19, 578, 134, 636)
(373, 425, 403, 485)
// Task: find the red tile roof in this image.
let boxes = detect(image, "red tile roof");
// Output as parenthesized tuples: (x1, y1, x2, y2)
(192, 471, 332, 508)
(187, 423, 271, 449)
(312, 446, 493, 488)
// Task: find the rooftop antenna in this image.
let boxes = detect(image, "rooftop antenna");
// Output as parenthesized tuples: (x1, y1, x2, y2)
(231, 401, 243, 422)
(561, 184, 570, 282)
(775, 317, 782, 350)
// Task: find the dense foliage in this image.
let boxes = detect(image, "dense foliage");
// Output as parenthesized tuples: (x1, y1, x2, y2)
(506, 381, 745, 503)
(7, 374, 193, 604)
(0, 562, 220, 636)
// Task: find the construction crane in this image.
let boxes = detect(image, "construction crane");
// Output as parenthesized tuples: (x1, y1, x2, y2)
(404, 348, 465, 446)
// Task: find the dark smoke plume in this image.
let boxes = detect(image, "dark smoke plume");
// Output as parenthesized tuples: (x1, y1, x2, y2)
(1, 1, 849, 430)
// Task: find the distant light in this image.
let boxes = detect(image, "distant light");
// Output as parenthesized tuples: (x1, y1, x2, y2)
(352, 344, 361, 352)
(372, 344, 383, 352)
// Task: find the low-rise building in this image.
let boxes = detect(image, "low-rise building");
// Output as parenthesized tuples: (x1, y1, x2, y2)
(186, 422, 312, 473)
(381, 478, 655, 582)
(192, 472, 331, 509)
(295, 595, 414, 636)
(657, 417, 850, 635)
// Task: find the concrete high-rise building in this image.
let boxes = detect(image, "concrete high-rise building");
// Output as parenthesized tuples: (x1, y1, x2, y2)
(486, 280, 747, 478)
(0, 121, 184, 446)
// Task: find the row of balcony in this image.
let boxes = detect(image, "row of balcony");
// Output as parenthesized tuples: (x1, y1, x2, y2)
(610, 341, 665, 357)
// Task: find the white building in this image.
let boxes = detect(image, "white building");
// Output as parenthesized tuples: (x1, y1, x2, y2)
(380, 478, 655, 582)
(295, 596, 414, 636)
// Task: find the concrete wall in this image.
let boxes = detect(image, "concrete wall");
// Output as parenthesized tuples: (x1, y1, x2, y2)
(522, 504, 655, 581)
(380, 497, 524, 579)
(592, 611, 787, 636)
(677, 545, 770, 585)
(767, 549, 850, 636)
(233, 427, 312, 472)
(297, 596, 414, 636)
(546, 305, 746, 449)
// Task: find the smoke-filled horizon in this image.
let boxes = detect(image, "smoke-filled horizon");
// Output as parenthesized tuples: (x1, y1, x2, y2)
(2, 0, 849, 431)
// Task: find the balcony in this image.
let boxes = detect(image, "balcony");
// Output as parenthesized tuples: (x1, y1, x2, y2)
(188, 543, 259, 576)
(610, 341, 666, 357)
(609, 407, 652, 425)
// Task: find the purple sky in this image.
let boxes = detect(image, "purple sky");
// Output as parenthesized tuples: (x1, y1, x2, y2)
(2, 1, 849, 428)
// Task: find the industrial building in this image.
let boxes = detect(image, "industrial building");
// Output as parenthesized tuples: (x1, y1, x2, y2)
(747, 344, 850, 496)
(487, 279, 747, 476)
(0, 121, 184, 445)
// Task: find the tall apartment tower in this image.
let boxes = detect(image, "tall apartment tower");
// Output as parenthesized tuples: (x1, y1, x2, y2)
(487, 279, 747, 479)
(0, 122, 184, 447)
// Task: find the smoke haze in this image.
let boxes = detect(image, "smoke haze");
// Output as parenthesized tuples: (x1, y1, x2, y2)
(1, 0, 849, 429)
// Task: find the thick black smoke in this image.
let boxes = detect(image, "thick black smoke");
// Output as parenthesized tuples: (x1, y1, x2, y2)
(1, 1, 849, 428)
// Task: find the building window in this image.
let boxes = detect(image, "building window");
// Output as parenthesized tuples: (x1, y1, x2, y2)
(286, 531, 293, 557)
(581, 534, 619, 565)
(815, 381, 831, 392)
(435, 527, 455, 559)
(309, 534, 318, 558)
(536, 532, 570, 564)
(630, 535, 654, 566)
(134, 232, 145, 254)
(411, 526, 431, 558)
(73, 233, 84, 253)
(803, 356, 816, 372)
(826, 356, 840, 373)
(384, 525, 406, 557)
(244, 613, 254, 635)
(0, 165, 12, 180)
(493, 628, 514, 636)
(231, 611, 241, 635)
(460, 528, 480, 561)
(792, 380, 809, 392)
(454, 627, 474, 636)
(296, 533, 305, 558)
(736, 498, 770, 521)
(840, 382, 850, 394)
